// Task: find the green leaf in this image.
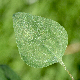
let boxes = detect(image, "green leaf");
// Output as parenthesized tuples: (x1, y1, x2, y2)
(13, 12, 68, 68)
(0, 65, 21, 80)
(0, 67, 7, 80)
(13, 12, 74, 79)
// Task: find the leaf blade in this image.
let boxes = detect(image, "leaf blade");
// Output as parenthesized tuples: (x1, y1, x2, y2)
(13, 12, 68, 68)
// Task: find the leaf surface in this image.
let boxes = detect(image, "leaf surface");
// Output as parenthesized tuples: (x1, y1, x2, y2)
(13, 12, 68, 68)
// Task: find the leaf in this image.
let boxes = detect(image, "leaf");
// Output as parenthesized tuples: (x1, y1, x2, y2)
(0, 65, 21, 80)
(0, 67, 7, 80)
(13, 12, 74, 80)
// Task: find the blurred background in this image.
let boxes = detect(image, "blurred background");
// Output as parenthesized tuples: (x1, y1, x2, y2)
(0, 0, 80, 80)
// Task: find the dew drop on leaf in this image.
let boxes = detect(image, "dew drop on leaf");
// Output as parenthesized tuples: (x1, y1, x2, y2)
(13, 12, 74, 80)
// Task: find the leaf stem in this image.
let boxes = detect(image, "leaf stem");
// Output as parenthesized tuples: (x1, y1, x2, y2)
(60, 61, 74, 80)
